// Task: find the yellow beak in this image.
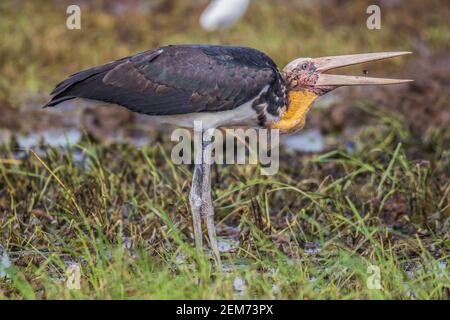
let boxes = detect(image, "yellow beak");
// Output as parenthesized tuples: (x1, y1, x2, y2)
(313, 51, 413, 86)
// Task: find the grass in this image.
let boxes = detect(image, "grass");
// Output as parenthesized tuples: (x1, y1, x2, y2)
(0, 0, 449, 299)
(0, 102, 448, 299)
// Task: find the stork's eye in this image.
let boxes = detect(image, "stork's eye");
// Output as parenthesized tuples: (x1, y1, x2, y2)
(301, 63, 308, 70)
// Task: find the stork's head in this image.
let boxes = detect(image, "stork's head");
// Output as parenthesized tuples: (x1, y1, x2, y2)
(272, 52, 412, 133)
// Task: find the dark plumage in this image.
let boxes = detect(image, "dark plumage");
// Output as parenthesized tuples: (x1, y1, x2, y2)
(45, 45, 287, 117)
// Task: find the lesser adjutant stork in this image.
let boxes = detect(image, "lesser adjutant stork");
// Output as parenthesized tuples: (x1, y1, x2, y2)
(45, 45, 411, 267)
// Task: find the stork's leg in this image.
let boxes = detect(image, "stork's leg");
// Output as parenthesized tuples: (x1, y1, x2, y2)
(189, 137, 204, 255)
(201, 130, 222, 269)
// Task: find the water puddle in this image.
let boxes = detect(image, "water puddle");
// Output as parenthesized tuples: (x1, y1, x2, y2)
(281, 129, 326, 153)
(0, 246, 12, 279)
(217, 237, 240, 253)
(302, 242, 322, 255)
(16, 128, 82, 148)
(232, 276, 247, 297)
(10, 129, 152, 149)
(216, 226, 240, 253)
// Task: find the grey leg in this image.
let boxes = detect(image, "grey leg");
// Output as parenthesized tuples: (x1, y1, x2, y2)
(201, 130, 222, 269)
(189, 133, 204, 255)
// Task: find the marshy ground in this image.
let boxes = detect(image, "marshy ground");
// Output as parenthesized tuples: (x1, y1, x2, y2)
(0, 0, 449, 299)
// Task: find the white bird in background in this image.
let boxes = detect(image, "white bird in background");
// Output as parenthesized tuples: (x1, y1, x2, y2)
(200, 0, 251, 31)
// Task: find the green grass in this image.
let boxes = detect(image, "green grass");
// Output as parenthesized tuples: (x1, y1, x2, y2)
(0, 103, 448, 299)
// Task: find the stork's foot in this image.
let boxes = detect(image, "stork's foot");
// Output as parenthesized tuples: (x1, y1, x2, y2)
(188, 128, 222, 270)
(200, 132, 222, 270)
(205, 212, 222, 270)
(189, 172, 204, 256)
(189, 183, 222, 269)
(202, 193, 222, 270)
(188, 198, 222, 269)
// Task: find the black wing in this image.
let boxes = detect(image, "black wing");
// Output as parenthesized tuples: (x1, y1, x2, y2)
(44, 45, 279, 115)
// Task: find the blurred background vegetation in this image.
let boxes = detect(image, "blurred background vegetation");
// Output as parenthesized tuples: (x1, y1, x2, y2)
(0, 0, 448, 108)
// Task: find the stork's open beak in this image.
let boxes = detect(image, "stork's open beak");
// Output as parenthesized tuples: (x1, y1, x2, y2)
(314, 52, 413, 86)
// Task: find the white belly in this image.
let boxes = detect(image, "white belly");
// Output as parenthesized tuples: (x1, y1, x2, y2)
(150, 99, 257, 129)
(149, 85, 268, 129)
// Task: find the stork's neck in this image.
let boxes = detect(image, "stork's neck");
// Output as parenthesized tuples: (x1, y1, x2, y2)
(270, 90, 318, 133)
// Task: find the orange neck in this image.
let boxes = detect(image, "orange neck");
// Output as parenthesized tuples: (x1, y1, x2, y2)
(270, 90, 318, 133)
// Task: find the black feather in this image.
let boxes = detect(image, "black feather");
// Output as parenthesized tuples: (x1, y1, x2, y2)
(44, 45, 284, 115)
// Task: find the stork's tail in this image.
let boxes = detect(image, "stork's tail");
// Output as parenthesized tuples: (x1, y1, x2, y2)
(43, 96, 76, 108)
